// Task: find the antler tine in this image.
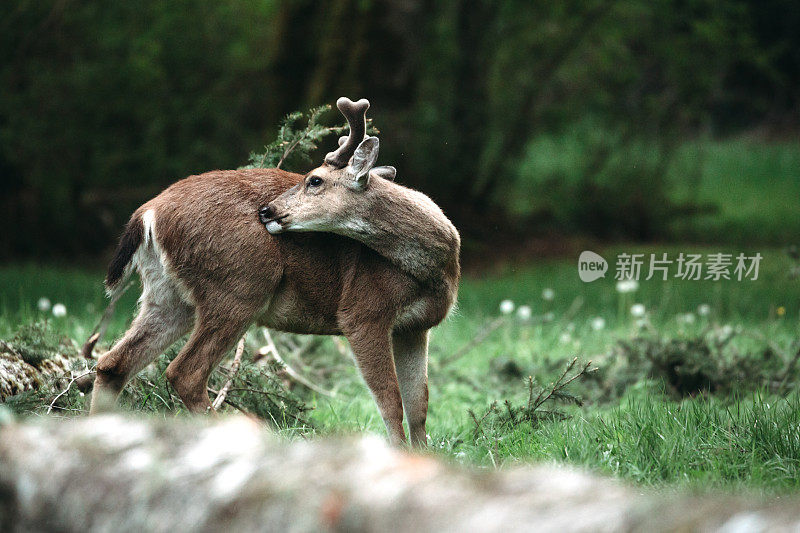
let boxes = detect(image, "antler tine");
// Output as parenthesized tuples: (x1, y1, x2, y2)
(325, 97, 370, 168)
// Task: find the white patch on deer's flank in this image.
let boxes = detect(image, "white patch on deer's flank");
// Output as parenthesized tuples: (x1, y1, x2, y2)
(135, 209, 195, 307)
(141, 208, 156, 247)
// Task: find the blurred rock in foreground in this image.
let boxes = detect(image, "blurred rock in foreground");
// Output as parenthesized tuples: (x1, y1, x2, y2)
(0, 415, 799, 532)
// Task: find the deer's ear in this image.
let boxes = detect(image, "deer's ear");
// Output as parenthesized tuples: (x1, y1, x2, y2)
(347, 136, 379, 189)
(369, 165, 396, 181)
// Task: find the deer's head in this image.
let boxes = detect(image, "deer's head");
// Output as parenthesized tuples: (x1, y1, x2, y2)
(259, 97, 395, 235)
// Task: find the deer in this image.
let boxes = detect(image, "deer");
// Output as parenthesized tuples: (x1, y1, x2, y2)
(90, 97, 461, 446)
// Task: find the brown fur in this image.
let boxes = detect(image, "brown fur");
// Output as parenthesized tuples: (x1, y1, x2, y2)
(91, 167, 460, 446)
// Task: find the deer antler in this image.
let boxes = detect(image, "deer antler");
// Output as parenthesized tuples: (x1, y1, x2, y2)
(325, 97, 369, 168)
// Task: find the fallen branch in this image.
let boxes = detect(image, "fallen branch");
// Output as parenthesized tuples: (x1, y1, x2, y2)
(439, 317, 506, 369)
(562, 296, 585, 323)
(261, 329, 334, 397)
(530, 357, 594, 412)
(46, 370, 94, 414)
(212, 337, 246, 410)
(80, 279, 134, 359)
(207, 386, 309, 426)
(468, 401, 497, 440)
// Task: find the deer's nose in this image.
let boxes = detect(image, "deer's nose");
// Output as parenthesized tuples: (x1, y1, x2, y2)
(258, 204, 276, 223)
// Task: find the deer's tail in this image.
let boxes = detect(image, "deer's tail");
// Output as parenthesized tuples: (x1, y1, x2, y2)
(105, 211, 144, 296)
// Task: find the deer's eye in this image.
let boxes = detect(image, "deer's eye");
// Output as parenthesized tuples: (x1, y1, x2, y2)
(307, 176, 323, 187)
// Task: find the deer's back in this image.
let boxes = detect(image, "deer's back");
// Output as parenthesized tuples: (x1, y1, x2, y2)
(133, 168, 455, 335)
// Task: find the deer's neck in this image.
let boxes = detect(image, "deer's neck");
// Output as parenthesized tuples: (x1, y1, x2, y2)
(338, 180, 460, 284)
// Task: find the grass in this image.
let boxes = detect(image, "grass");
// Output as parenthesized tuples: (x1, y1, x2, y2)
(459, 389, 800, 491)
(669, 138, 800, 244)
(1, 244, 799, 491)
(513, 134, 800, 244)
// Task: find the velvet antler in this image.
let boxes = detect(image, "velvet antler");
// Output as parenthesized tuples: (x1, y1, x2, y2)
(324, 97, 370, 168)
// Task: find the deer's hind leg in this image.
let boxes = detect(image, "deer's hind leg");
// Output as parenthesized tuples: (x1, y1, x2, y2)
(165, 305, 256, 413)
(393, 329, 430, 447)
(91, 290, 194, 414)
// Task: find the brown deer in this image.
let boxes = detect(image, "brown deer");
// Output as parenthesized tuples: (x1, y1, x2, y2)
(90, 97, 460, 446)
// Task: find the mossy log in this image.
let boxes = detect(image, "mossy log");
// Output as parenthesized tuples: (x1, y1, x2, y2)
(0, 340, 74, 400)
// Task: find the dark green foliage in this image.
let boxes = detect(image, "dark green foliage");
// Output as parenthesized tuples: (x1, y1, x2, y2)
(598, 331, 797, 398)
(216, 359, 313, 428)
(469, 358, 595, 439)
(2, 1, 798, 258)
(8, 321, 67, 367)
(0, 1, 282, 258)
(245, 105, 346, 171)
(2, 329, 312, 428)
(2, 389, 52, 415)
(244, 104, 378, 172)
(119, 346, 313, 429)
(404, 0, 752, 240)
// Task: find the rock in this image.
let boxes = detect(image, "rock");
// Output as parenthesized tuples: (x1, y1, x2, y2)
(1, 415, 800, 532)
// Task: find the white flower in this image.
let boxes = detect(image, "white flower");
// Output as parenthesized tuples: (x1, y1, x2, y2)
(721, 324, 734, 337)
(516, 305, 532, 320)
(697, 304, 711, 317)
(541, 288, 555, 301)
(591, 317, 606, 331)
(499, 300, 515, 315)
(37, 297, 51, 312)
(680, 313, 696, 324)
(616, 279, 639, 293)
(630, 303, 646, 318)
(52, 303, 67, 317)
(559, 332, 572, 344)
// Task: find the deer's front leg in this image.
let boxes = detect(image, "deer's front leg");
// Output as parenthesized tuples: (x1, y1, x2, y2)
(345, 326, 406, 445)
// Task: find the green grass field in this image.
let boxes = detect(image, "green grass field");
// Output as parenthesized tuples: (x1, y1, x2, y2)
(2, 245, 799, 492)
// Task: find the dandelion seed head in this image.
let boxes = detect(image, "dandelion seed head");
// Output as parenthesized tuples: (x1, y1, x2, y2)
(37, 297, 51, 312)
(616, 279, 639, 294)
(630, 303, 646, 318)
(591, 317, 606, 331)
(52, 303, 67, 318)
(541, 288, 555, 301)
(697, 304, 711, 317)
(516, 305, 532, 320)
(499, 300, 515, 315)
